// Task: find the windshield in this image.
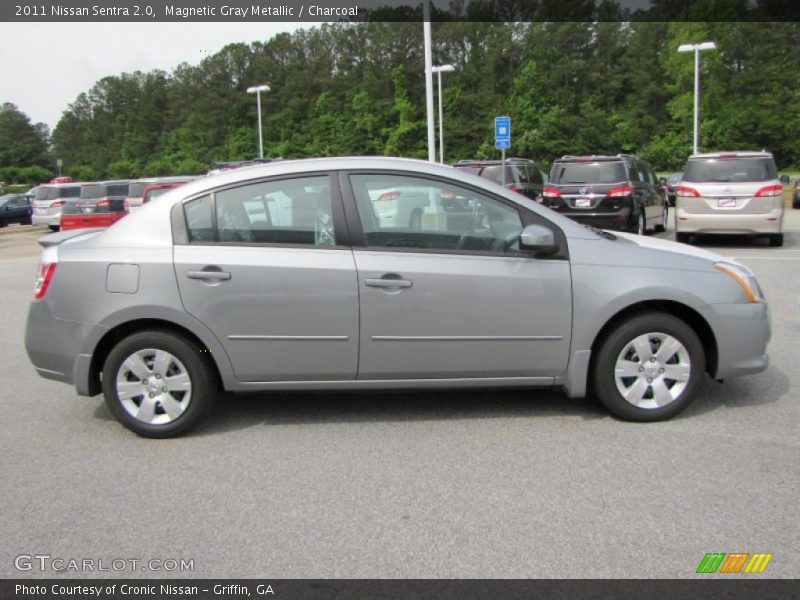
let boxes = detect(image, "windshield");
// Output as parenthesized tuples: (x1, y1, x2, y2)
(0, 195, 11, 207)
(550, 161, 627, 185)
(684, 157, 777, 183)
(666, 173, 683, 184)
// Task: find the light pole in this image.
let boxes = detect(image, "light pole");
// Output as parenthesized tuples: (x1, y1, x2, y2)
(678, 41, 716, 155)
(423, 0, 435, 163)
(246, 84, 270, 159)
(432, 64, 455, 164)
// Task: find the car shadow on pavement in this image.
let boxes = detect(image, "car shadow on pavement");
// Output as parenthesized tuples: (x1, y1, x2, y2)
(683, 231, 795, 249)
(185, 387, 609, 436)
(681, 366, 789, 418)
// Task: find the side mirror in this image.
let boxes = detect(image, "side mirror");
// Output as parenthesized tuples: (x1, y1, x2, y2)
(779, 175, 790, 185)
(658, 177, 667, 186)
(519, 224, 558, 255)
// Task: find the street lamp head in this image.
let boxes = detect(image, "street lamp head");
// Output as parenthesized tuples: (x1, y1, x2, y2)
(678, 41, 717, 53)
(247, 84, 270, 94)
(432, 64, 456, 74)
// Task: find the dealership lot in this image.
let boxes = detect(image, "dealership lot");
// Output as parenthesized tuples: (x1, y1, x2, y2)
(1, 213, 798, 578)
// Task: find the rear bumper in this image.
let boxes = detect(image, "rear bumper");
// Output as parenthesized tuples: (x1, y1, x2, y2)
(675, 206, 783, 234)
(554, 208, 633, 231)
(32, 213, 60, 227)
(25, 299, 105, 395)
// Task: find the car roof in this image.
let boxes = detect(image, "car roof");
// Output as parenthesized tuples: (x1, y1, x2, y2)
(690, 151, 773, 159)
(554, 154, 636, 162)
(455, 158, 539, 165)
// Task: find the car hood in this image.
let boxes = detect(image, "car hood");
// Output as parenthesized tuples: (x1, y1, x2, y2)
(612, 231, 730, 262)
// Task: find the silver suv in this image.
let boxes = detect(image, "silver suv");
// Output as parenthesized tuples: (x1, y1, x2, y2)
(675, 151, 785, 246)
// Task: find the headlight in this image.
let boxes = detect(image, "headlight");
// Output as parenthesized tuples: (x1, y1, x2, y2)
(714, 261, 765, 303)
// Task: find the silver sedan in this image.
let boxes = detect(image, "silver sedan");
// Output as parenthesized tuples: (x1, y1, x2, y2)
(25, 157, 770, 437)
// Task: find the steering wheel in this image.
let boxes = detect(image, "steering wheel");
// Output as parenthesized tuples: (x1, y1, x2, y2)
(493, 230, 521, 252)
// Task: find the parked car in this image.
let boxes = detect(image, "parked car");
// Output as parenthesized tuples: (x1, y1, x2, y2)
(126, 176, 197, 210)
(675, 151, 784, 246)
(25, 157, 770, 437)
(32, 183, 83, 231)
(453, 158, 547, 203)
(140, 181, 190, 205)
(543, 154, 668, 235)
(663, 172, 683, 206)
(0, 193, 33, 227)
(59, 197, 129, 231)
(78, 180, 130, 213)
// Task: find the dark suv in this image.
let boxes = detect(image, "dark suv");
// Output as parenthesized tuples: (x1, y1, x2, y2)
(454, 158, 547, 203)
(543, 154, 668, 235)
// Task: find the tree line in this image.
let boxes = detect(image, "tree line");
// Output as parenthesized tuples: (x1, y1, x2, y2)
(2, 20, 799, 183)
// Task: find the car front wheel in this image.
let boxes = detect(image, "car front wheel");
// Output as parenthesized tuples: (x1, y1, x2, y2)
(102, 330, 216, 437)
(592, 312, 705, 421)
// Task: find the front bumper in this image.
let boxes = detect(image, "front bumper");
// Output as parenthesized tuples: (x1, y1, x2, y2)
(703, 302, 770, 379)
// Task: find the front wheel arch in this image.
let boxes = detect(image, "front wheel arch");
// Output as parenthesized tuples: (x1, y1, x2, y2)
(588, 300, 718, 386)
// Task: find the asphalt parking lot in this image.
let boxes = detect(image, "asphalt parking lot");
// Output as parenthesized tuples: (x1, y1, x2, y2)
(0, 213, 798, 579)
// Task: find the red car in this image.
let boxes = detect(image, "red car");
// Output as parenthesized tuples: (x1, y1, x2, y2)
(59, 198, 129, 231)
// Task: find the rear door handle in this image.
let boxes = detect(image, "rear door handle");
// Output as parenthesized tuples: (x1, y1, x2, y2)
(365, 275, 412, 289)
(187, 269, 231, 281)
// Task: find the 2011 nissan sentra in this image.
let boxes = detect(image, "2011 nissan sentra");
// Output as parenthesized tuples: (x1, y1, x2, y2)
(24, 157, 770, 437)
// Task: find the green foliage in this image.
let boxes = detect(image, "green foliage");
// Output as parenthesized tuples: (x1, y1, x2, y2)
(37, 21, 800, 175)
(68, 165, 98, 182)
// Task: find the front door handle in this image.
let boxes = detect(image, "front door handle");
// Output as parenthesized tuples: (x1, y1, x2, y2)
(365, 274, 412, 289)
(187, 269, 231, 281)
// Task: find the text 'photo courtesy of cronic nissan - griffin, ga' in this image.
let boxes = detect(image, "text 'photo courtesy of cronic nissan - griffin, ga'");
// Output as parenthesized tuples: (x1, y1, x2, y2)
(24, 157, 770, 437)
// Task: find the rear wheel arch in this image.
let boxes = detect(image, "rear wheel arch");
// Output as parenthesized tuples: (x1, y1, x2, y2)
(87, 319, 225, 396)
(588, 300, 718, 382)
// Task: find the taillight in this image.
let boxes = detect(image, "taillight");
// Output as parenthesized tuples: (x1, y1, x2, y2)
(543, 187, 562, 198)
(96, 198, 111, 207)
(441, 190, 457, 199)
(51, 200, 64, 208)
(607, 185, 633, 197)
(376, 191, 400, 202)
(508, 185, 522, 193)
(675, 185, 700, 197)
(754, 184, 784, 197)
(34, 262, 57, 300)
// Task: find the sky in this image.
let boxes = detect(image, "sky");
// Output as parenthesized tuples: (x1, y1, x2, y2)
(0, 22, 311, 131)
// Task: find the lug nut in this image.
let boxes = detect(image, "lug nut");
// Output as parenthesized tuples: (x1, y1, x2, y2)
(142, 379, 148, 385)
(162, 387, 167, 393)
(148, 393, 154, 398)
(647, 378, 652, 383)
(650, 357, 656, 363)
(659, 368, 665, 373)
(155, 374, 161, 379)
(639, 367, 645, 372)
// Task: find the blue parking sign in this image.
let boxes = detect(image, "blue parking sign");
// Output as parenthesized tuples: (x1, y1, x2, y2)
(495, 116, 511, 142)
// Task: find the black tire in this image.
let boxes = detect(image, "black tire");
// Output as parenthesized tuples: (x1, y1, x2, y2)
(768, 233, 783, 247)
(102, 330, 216, 438)
(654, 207, 668, 233)
(675, 232, 691, 244)
(48, 225, 59, 232)
(592, 312, 705, 422)
(631, 211, 646, 236)
(0, 220, 6, 228)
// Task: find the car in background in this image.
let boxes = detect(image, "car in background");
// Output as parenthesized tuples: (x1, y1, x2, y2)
(0, 193, 33, 227)
(25, 157, 770, 437)
(663, 172, 683, 206)
(50, 176, 73, 184)
(60, 197, 128, 231)
(543, 154, 668, 235)
(207, 158, 281, 176)
(141, 181, 190, 205)
(675, 151, 784, 246)
(454, 158, 547, 203)
(32, 183, 83, 231)
(126, 176, 197, 210)
(793, 179, 800, 209)
(78, 180, 130, 214)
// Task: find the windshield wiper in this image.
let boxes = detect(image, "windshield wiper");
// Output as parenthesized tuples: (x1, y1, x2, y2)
(583, 224, 617, 240)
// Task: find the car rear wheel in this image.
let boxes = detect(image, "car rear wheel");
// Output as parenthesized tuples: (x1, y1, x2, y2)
(48, 225, 59, 232)
(592, 312, 705, 422)
(768, 233, 783, 247)
(102, 330, 216, 437)
(634, 212, 646, 236)
(675, 232, 691, 244)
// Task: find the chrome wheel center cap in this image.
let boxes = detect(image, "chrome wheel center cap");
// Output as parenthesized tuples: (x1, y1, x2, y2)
(148, 379, 161, 394)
